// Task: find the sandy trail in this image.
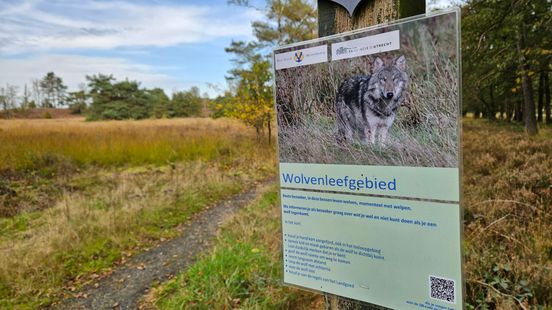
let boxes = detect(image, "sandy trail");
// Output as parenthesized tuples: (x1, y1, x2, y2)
(57, 180, 274, 310)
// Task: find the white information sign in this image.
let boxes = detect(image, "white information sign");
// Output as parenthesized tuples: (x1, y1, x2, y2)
(273, 9, 463, 310)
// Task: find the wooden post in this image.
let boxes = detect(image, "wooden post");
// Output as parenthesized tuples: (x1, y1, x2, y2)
(317, 0, 425, 309)
(318, 0, 425, 37)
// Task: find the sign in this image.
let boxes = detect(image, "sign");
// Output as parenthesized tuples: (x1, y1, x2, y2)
(273, 9, 463, 310)
(274, 45, 328, 70)
(331, 30, 400, 61)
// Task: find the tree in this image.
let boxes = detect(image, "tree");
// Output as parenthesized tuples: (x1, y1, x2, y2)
(545, 72, 551, 125)
(0, 84, 19, 117)
(86, 74, 115, 118)
(66, 90, 88, 114)
(86, 74, 151, 120)
(462, 0, 551, 134)
(224, 0, 317, 142)
(171, 87, 203, 117)
(150, 88, 171, 118)
(31, 79, 43, 108)
(21, 84, 31, 109)
(40, 72, 67, 108)
(226, 58, 274, 141)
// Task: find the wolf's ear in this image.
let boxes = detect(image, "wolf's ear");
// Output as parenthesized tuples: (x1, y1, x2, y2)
(373, 57, 384, 72)
(395, 55, 406, 72)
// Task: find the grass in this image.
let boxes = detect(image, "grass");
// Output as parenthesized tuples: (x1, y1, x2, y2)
(151, 119, 551, 309)
(150, 187, 321, 310)
(0, 117, 276, 308)
(0, 117, 264, 170)
(0, 117, 272, 216)
(462, 119, 552, 309)
(0, 117, 550, 309)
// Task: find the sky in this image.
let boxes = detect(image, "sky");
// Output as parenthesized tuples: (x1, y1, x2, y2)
(0, 0, 454, 99)
(0, 0, 263, 98)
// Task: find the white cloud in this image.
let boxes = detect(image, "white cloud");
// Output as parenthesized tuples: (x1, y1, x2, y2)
(0, 54, 190, 95)
(427, 0, 463, 10)
(0, 0, 260, 54)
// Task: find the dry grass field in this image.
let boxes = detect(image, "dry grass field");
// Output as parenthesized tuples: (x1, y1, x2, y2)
(0, 117, 273, 216)
(0, 117, 550, 309)
(462, 120, 552, 309)
(0, 117, 276, 308)
(0, 117, 268, 171)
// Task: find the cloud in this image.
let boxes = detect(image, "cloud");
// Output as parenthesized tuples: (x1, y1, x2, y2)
(427, 0, 463, 10)
(0, 54, 189, 95)
(0, 0, 260, 54)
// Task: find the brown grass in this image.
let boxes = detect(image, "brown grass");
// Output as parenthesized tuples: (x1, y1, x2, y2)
(0, 117, 262, 170)
(0, 117, 271, 216)
(0, 117, 276, 308)
(0, 108, 79, 119)
(462, 120, 552, 309)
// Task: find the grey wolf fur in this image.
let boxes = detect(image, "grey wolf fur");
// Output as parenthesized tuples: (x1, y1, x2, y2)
(336, 55, 408, 145)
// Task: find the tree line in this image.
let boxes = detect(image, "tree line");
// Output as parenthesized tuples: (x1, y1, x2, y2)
(2, 0, 549, 135)
(215, 0, 550, 139)
(0, 72, 204, 120)
(462, 0, 551, 134)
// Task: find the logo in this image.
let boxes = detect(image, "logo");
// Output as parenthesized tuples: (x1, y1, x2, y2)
(335, 47, 352, 56)
(294, 51, 304, 63)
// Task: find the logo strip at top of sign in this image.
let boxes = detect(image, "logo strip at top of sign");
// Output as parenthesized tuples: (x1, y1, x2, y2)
(274, 45, 328, 70)
(332, 30, 400, 61)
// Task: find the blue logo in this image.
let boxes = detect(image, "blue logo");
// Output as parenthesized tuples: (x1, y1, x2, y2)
(294, 51, 304, 63)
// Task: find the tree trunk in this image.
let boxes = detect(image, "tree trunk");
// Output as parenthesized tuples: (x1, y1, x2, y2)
(545, 72, 551, 125)
(515, 98, 523, 122)
(488, 84, 495, 120)
(505, 97, 512, 122)
(318, 0, 425, 308)
(318, 0, 425, 37)
(268, 115, 272, 145)
(517, 26, 538, 135)
(537, 71, 544, 122)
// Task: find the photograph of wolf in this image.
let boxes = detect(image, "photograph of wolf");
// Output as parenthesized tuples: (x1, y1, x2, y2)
(336, 55, 408, 145)
(275, 11, 459, 168)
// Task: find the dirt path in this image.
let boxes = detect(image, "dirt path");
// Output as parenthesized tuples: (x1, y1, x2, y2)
(57, 180, 274, 310)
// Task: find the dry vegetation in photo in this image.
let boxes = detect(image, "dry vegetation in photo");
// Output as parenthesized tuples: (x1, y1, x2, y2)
(276, 14, 458, 167)
(0, 117, 272, 216)
(462, 120, 552, 309)
(0, 117, 276, 308)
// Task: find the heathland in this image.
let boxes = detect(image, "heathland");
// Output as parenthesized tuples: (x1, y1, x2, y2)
(0, 117, 275, 308)
(0, 117, 550, 309)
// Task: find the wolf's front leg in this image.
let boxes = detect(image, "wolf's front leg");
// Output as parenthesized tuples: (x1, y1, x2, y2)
(370, 127, 377, 144)
(362, 126, 376, 145)
(359, 127, 369, 145)
(379, 115, 395, 145)
(379, 125, 389, 144)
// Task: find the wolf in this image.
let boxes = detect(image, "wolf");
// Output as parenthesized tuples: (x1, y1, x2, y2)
(336, 55, 408, 145)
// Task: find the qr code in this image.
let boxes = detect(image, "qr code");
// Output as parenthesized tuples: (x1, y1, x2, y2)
(429, 275, 455, 304)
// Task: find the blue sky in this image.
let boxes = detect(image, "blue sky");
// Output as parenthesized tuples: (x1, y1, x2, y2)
(0, 0, 451, 98)
(0, 0, 263, 97)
